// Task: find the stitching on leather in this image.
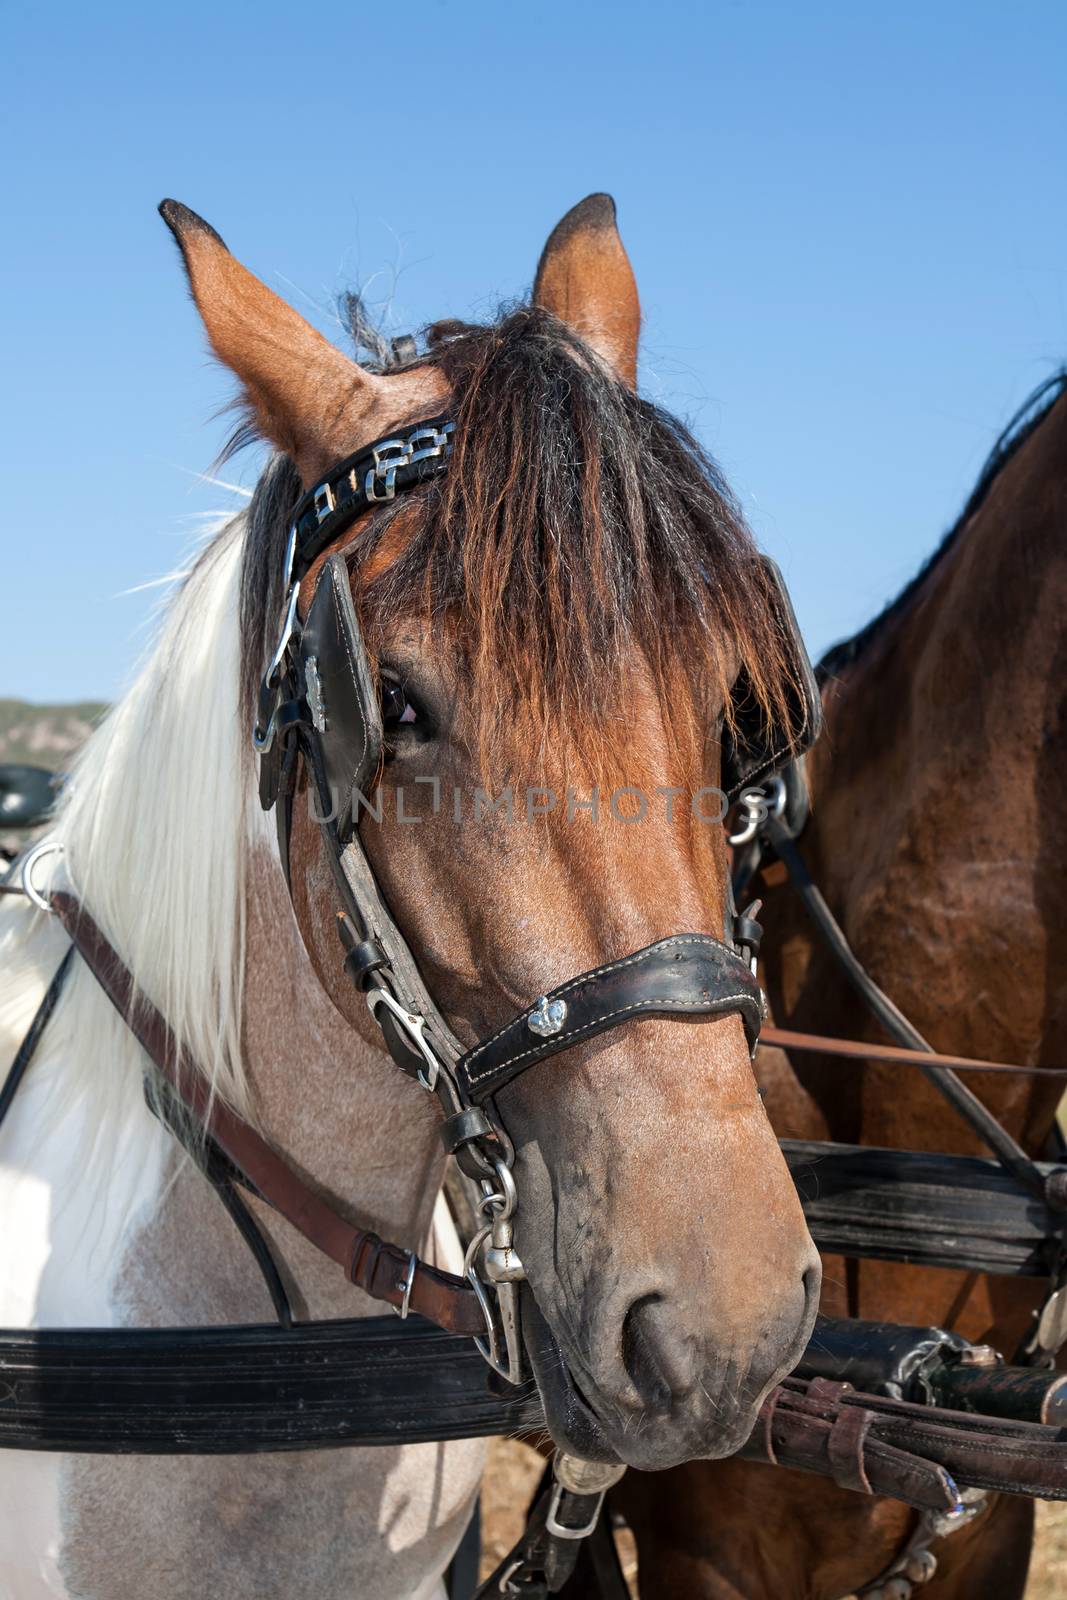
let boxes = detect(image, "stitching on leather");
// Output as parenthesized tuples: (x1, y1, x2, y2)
(462, 935, 739, 1069)
(464, 988, 757, 1088)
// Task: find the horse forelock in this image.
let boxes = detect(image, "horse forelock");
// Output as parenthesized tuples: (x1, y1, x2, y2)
(238, 304, 802, 787)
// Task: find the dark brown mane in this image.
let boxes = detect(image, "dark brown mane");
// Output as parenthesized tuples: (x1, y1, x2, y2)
(240, 305, 798, 779)
(818, 368, 1067, 683)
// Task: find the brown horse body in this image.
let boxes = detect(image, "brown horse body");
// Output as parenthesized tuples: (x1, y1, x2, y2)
(614, 377, 1067, 1595)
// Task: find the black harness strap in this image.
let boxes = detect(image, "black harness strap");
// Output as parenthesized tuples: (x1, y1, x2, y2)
(0, 1314, 538, 1454)
(0, 946, 74, 1133)
(290, 416, 454, 573)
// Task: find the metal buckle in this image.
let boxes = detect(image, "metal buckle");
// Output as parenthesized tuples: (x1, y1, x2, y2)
(364, 440, 408, 503)
(364, 986, 442, 1092)
(392, 1249, 417, 1319)
(544, 1481, 606, 1541)
(406, 420, 454, 465)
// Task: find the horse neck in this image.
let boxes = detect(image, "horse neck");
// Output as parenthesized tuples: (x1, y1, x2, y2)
(48, 514, 444, 1320)
(794, 387, 1067, 1153)
(238, 833, 446, 1313)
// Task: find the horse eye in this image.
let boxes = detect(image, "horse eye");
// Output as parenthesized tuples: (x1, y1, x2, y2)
(381, 678, 418, 729)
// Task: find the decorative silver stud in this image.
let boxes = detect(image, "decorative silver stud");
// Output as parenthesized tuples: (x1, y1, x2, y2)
(527, 995, 567, 1037)
(305, 655, 327, 733)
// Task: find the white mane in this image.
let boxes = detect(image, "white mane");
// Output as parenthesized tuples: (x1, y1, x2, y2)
(4, 511, 260, 1123)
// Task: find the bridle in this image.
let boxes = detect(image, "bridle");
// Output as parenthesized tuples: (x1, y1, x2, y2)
(0, 405, 822, 1598)
(7, 412, 1067, 1594)
(248, 407, 821, 1383)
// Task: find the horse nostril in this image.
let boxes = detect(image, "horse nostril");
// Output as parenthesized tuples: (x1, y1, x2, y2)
(801, 1261, 821, 1321)
(621, 1293, 674, 1415)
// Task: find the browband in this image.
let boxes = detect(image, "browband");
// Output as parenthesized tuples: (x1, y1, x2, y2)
(290, 415, 454, 579)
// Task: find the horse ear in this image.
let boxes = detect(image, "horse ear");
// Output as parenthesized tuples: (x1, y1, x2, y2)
(158, 200, 384, 481)
(533, 194, 640, 389)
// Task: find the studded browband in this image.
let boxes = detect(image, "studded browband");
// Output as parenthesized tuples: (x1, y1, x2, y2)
(291, 415, 455, 579)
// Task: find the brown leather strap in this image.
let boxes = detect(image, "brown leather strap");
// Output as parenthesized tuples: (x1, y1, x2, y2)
(762, 1025, 1067, 1078)
(49, 890, 484, 1337)
(827, 1401, 874, 1494)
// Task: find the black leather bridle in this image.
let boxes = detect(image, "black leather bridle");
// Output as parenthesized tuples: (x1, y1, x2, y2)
(0, 408, 821, 1598)
(252, 409, 820, 1382)
(251, 409, 819, 1388)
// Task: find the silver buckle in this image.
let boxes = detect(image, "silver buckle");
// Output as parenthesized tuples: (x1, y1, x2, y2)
(544, 1482, 606, 1541)
(393, 1249, 417, 1319)
(364, 986, 442, 1092)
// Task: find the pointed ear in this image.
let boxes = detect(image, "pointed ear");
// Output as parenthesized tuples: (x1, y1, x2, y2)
(159, 200, 388, 482)
(533, 194, 640, 389)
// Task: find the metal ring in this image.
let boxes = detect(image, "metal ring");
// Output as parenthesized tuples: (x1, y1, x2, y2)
(765, 773, 787, 819)
(728, 798, 761, 847)
(463, 1225, 504, 1373)
(282, 524, 298, 587)
(728, 775, 789, 846)
(478, 1159, 518, 1221)
(264, 582, 301, 690)
(252, 700, 278, 754)
(20, 840, 63, 913)
(545, 1479, 606, 1541)
(498, 1557, 526, 1594)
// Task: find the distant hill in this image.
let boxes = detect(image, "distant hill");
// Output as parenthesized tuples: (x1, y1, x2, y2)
(0, 697, 107, 771)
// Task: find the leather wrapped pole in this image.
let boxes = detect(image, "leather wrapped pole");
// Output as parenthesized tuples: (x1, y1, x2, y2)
(740, 1375, 1067, 1506)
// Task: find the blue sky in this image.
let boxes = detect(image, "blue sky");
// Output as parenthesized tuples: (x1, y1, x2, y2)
(3, 0, 1065, 702)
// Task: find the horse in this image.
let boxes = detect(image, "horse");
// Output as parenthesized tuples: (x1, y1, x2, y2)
(0, 194, 821, 1599)
(608, 371, 1067, 1597)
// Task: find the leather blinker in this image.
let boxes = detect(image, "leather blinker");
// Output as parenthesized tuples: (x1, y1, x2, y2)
(299, 554, 383, 843)
(721, 555, 823, 802)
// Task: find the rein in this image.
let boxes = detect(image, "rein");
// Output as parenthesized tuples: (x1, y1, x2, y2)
(763, 1027, 1067, 1079)
(47, 888, 485, 1335)
(734, 789, 1057, 1201)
